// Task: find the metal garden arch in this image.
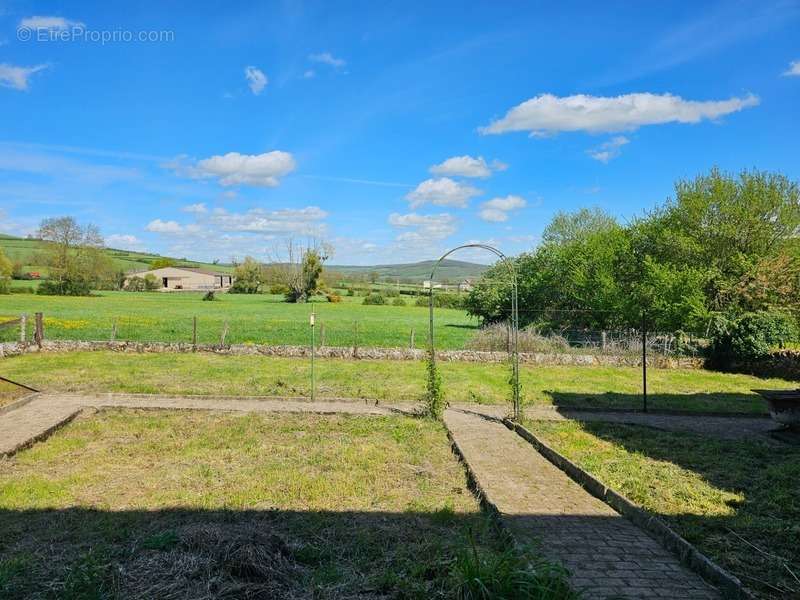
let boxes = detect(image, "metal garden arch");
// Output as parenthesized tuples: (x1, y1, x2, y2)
(428, 244, 521, 419)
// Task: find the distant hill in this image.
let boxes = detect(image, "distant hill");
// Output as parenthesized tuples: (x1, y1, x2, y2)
(327, 259, 489, 282)
(0, 234, 489, 282)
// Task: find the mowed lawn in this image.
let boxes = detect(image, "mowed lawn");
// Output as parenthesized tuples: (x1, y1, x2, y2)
(2, 351, 795, 413)
(0, 410, 570, 598)
(525, 420, 800, 599)
(0, 291, 477, 349)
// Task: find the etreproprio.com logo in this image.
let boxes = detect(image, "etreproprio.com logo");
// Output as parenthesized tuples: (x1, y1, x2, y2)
(17, 26, 175, 44)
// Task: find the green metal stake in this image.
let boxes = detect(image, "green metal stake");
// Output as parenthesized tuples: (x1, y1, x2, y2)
(310, 310, 316, 402)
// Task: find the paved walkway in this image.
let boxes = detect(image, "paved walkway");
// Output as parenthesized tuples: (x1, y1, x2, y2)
(445, 409, 720, 599)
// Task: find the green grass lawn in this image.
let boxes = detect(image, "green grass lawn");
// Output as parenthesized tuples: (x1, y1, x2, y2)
(0, 410, 570, 598)
(0, 290, 477, 349)
(1, 351, 794, 413)
(524, 420, 800, 599)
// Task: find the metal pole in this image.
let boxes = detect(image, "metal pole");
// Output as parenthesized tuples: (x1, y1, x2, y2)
(310, 311, 316, 402)
(642, 309, 648, 413)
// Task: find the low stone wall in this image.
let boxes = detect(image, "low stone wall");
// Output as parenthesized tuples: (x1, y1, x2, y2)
(729, 349, 800, 381)
(0, 339, 704, 368)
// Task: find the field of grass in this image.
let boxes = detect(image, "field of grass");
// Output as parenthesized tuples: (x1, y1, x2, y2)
(0, 409, 570, 598)
(525, 420, 800, 599)
(1, 351, 794, 413)
(0, 290, 477, 349)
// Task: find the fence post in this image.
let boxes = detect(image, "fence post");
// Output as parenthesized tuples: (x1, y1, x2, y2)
(319, 323, 325, 348)
(34, 312, 44, 348)
(192, 316, 197, 346)
(641, 310, 648, 413)
(353, 321, 359, 358)
(220, 320, 229, 346)
(601, 330, 607, 351)
(20, 314, 26, 343)
(410, 327, 415, 349)
(310, 311, 316, 401)
(111, 318, 117, 341)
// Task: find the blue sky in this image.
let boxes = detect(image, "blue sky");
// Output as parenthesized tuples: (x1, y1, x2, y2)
(1, 1, 799, 264)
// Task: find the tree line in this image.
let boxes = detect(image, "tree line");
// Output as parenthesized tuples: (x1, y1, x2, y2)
(465, 168, 800, 360)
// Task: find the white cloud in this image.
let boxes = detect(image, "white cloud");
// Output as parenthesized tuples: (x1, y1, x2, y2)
(429, 155, 507, 178)
(146, 219, 184, 234)
(303, 69, 316, 79)
(309, 52, 346, 68)
(19, 15, 84, 30)
(106, 234, 143, 249)
(478, 195, 527, 223)
(182, 203, 207, 214)
(389, 212, 457, 241)
(783, 60, 800, 76)
(406, 177, 481, 208)
(244, 66, 268, 95)
(587, 136, 630, 163)
(209, 207, 328, 235)
(0, 63, 48, 91)
(169, 151, 296, 187)
(480, 92, 760, 136)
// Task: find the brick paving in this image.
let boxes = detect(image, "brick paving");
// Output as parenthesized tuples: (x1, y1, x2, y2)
(445, 409, 720, 599)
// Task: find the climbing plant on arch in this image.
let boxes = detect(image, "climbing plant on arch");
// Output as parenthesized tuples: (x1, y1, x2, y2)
(426, 244, 521, 420)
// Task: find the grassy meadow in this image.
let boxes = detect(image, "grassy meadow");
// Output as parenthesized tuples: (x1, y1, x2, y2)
(0, 290, 477, 349)
(1, 351, 793, 414)
(0, 409, 570, 598)
(526, 420, 800, 599)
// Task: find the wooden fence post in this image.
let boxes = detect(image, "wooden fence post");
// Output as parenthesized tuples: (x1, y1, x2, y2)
(601, 330, 607, 351)
(410, 328, 415, 349)
(20, 314, 26, 343)
(353, 321, 359, 358)
(111, 318, 117, 341)
(319, 323, 325, 348)
(34, 312, 44, 348)
(220, 320, 229, 346)
(192, 316, 197, 346)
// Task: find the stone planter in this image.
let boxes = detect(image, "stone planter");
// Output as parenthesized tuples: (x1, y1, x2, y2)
(754, 389, 800, 428)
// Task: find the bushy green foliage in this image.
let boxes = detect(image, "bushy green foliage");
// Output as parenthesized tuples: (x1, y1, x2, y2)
(415, 293, 466, 309)
(202, 291, 216, 301)
(362, 293, 386, 305)
(124, 276, 146, 292)
(466, 169, 800, 335)
(710, 311, 797, 364)
(0, 248, 11, 294)
(326, 292, 342, 303)
(392, 296, 407, 306)
(143, 273, 159, 291)
(268, 283, 290, 295)
(38, 277, 92, 296)
(229, 256, 262, 293)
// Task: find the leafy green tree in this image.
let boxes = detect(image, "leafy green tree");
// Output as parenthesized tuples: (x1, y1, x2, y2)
(0, 248, 12, 294)
(229, 256, 263, 293)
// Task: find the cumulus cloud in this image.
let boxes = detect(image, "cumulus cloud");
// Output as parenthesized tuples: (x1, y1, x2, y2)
(106, 234, 143, 248)
(19, 15, 84, 30)
(303, 69, 316, 79)
(309, 52, 346, 68)
(587, 136, 630, 163)
(146, 219, 184, 234)
(244, 66, 268, 95)
(208, 207, 328, 235)
(480, 92, 760, 136)
(478, 195, 526, 223)
(783, 60, 800, 76)
(168, 151, 296, 187)
(389, 212, 458, 245)
(0, 63, 48, 91)
(429, 155, 507, 178)
(182, 203, 207, 214)
(406, 177, 481, 208)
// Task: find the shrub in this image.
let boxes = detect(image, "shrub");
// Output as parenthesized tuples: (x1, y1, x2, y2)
(392, 296, 407, 307)
(144, 273, 160, 291)
(415, 293, 466, 309)
(9, 286, 35, 294)
(710, 311, 798, 365)
(37, 277, 91, 296)
(326, 292, 342, 303)
(125, 276, 146, 292)
(268, 283, 290, 295)
(346, 288, 355, 296)
(467, 323, 570, 353)
(362, 293, 386, 305)
(202, 291, 216, 301)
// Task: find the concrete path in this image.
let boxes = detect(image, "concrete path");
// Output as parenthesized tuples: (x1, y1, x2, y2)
(445, 409, 720, 599)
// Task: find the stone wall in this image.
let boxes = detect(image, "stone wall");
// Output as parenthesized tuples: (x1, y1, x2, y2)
(0, 339, 704, 369)
(729, 349, 800, 381)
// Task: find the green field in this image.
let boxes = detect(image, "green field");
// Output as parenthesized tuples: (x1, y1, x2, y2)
(2, 351, 793, 413)
(0, 291, 477, 349)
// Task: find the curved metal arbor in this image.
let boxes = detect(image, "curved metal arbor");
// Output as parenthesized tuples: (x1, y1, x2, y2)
(428, 244, 521, 419)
